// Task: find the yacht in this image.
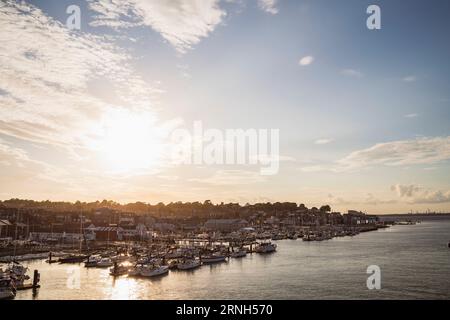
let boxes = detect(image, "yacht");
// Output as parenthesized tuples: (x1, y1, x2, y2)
(201, 254, 227, 264)
(271, 233, 285, 241)
(177, 259, 201, 270)
(139, 265, 169, 277)
(255, 242, 277, 254)
(84, 255, 101, 268)
(303, 233, 316, 241)
(96, 258, 114, 268)
(165, 249, 183, 259)
(58, 254, 89, 264)
(230, 249, 247, 258)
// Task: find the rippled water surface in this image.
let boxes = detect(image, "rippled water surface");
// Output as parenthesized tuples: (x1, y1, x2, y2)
(13, 220, 450, 300)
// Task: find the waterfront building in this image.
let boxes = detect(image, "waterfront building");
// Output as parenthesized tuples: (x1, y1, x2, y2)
(0, 220, 11, 238)
(204, 219, 248, 232)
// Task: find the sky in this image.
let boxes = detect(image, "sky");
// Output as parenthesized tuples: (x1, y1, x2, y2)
(0, 0, 450, 214)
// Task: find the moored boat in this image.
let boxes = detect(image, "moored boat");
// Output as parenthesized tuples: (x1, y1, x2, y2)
(230, 249, 247, 258)
(58, 254, 89, 264)
(255, 242, 277, 254)
(85, 255, 101, 267)
(177, 259, 201, 270)
(96, 258, 114, 268)
(139, 265, 169, 277)
(201, 254, 227, 264)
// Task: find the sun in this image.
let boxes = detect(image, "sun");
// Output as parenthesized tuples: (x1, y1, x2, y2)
(95, 108, 163, 173)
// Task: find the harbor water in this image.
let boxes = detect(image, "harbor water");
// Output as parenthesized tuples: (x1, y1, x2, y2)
(12, 220, 450, 300)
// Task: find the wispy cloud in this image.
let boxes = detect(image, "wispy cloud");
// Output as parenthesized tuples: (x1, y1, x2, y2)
(257, 0, 279, 15)
(299, 55, 314, 66)
(301, 136, 450, 172)
(402, 75, 417, 82)
(88, 0, 226, 53)
(404, 113, 419, 118)
(314, 138, 333, 145)
(341, 69, 363, 78)
(0, 1, 160, 153)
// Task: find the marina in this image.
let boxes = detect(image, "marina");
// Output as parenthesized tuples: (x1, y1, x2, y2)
(1, 220, 449, 300)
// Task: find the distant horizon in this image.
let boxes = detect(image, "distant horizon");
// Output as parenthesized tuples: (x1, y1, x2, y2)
(1, 197, 450, 216)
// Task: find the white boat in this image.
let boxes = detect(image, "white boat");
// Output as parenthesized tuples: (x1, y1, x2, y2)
(139, 265, 169, 277)
(201, 254, 226, 264)
(230, 249, 247, 258)
(96, 258, 114, 268)
(84, 255, 102, 267)
(255, 242, 277, 254)
(177, 259, 201, 270)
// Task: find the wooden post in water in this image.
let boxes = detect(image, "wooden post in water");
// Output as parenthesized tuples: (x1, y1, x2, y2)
(32, 269, 40, 288)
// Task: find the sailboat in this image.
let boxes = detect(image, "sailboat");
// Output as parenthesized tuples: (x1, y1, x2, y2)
(255, 242, 277, 253)
(230, 248, 247, 258)
(58, 212, 89, 263)
(139, 264, 169, 277)
(177, 259, 201, 270)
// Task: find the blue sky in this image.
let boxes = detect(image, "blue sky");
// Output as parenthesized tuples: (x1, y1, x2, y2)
(1, 0, 449, 213)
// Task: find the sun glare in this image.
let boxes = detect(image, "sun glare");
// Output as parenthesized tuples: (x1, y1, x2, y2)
(95, 109, 163, 173)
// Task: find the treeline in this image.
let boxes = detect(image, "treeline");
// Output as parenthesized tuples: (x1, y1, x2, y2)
(0, 199, 333, 216)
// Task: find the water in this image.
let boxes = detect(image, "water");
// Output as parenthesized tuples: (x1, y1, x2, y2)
(12, 220, 450, 300)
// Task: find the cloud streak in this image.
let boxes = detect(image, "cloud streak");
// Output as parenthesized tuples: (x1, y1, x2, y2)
(88, 0, 226, 53)
(0, 1, 159, 152)
(314, 138, 333, 145)
(299, 55, 314, 66)
(258, 0, 279, 15)
(301, 136, 450, 172)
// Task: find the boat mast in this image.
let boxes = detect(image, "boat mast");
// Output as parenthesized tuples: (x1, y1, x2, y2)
(79, 210, 83, 254)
